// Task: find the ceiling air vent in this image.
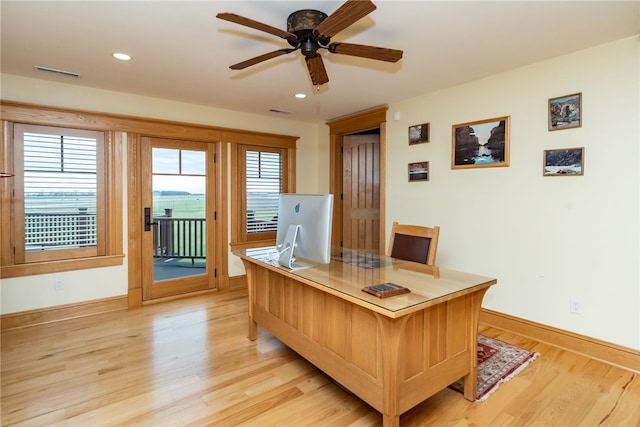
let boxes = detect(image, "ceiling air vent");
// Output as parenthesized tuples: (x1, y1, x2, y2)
(269, 109, 291, 114)
(34, 66, 80, 78)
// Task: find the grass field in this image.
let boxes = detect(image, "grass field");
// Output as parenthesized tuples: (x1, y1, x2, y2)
(153, 195, 206, 218)
(24, 194, 206, 218)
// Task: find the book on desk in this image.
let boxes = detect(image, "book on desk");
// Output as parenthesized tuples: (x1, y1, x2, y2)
(362, 283, 410, 298)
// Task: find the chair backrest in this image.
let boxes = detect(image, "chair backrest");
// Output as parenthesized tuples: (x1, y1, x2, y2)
(387, 222, 440, 266)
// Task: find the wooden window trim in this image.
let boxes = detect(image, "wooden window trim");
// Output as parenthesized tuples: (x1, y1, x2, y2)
(1, 119, 123, 279)
(1, 100, 299, 275)
(13, 124, 107, 263)
(230, 142, 296, 251)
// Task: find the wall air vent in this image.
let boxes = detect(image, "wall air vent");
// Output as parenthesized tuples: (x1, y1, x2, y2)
(269, 109, 291, 114)
(34, 66, 80, 78)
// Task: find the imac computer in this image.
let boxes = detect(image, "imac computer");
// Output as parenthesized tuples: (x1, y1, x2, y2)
(276, 193, 334, 270)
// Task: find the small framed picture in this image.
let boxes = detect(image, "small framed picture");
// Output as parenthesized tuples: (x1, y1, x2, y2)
(451, 116, 510, 169)
(408, 123, 429, 145)
(549, 93, 582, 131)
(408, 161, 429, 182)
(543, 147, 584, 176)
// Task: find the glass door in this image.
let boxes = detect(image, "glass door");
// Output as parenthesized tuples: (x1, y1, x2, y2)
(141, 137, 216, 300)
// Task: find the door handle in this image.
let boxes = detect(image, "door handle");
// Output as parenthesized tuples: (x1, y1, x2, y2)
(144, 207, 157, 231)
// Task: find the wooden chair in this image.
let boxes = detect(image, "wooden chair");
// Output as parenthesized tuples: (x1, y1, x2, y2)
(387, 222, 440, 266)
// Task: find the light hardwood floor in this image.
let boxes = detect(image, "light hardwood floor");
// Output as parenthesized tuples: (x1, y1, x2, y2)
(1, 288, 638, 426)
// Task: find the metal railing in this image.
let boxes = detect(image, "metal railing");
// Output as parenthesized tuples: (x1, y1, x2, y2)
(153, 209, 206, 262)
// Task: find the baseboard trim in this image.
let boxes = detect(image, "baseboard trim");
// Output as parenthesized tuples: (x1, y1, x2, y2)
(480, 308, 640, 373)
(0, 296, 128, 331)
(229, 275, 247, 290)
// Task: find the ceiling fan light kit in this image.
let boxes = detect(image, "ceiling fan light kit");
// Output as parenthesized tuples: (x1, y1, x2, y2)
(217, 0, 403, 87)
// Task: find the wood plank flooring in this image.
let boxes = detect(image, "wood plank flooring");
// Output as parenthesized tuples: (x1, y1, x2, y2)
(1, 288, 638, 426)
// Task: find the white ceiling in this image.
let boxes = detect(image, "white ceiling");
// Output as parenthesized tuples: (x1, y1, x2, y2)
(2, 1, 639, 123)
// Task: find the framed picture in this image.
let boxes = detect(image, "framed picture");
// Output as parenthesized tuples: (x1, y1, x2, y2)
(451, 116, 510, 169)
(408, 123, 429, 145)
(543, 147, 584, 176)
(408, 161, 429, 182)
(548, 93, 581, 131)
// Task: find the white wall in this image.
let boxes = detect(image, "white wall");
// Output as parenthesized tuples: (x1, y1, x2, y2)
(384, 37, 640, 349)
(0, 74, 321, 313)
(2, 37, 638, 351)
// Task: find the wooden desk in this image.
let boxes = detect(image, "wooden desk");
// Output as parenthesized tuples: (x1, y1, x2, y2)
(234, 248, 497, 427)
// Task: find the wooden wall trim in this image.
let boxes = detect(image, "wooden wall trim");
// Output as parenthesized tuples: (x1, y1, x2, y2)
(127, 133, 143, 308)
(229, 275, 247, 290)
(0, 254, 124, 279)
(214, 141, 230, 291)
(0, 100, 299, 147)
(0, 296, 127, 331)
(480, 308, 640, 373)
(128, 288, 143, 310)
(326, 106, 388, 134)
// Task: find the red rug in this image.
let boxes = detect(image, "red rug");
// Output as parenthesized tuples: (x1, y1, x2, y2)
(449, 334, 539, 401)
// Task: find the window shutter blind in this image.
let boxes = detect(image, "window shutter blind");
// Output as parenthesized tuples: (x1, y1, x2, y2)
(23, 132, 98, 251)
(246, 150, 281, 233)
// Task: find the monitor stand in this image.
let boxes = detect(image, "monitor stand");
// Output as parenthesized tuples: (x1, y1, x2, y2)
(278, 224, 312, 271)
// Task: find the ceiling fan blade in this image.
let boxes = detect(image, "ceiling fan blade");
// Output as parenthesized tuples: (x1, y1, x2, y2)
(306, 55, 329, 86)
(217, 12, 297, 41)
(328, 42, 403, 63)
(229, 49, 295, 70)
(314, 0, 377, 38)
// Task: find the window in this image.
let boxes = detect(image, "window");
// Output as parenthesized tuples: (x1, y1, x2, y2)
(246, 150, 281, 234)
(1, 122, 122, 278)
(231, 143, 294, 248)
(16, 125, 105, 262)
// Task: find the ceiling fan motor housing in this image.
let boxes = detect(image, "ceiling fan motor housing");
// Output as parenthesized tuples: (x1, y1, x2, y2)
(287, 9, 330, 56)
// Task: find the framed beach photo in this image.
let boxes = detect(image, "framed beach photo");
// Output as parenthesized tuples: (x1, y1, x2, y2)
(408, 123, 429, 145)
(408, 161, 429, 182)
(548, 93, 581, 131)
(543, 147, 584, 176)
(451, 116, 510, 169)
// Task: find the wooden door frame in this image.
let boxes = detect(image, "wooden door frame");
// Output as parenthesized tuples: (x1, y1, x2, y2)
(326, 106, 387, 254)
(139, 137, 217, 301)
(127, 134, 228, 308)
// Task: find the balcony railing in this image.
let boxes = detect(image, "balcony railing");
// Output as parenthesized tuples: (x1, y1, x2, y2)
(25, 209, 206, 263)
(247, 209, 277, 233)
(25, 209, 96, 249)
(153, 209, 206, 262)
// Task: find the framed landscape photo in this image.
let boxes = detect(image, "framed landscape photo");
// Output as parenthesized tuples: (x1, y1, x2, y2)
(408, 161, 429, 182)
(548, 93, 581, 131)
(451, 116, 510, 169)
(408, 123, 429, 145)
(543, 147, 584, 176)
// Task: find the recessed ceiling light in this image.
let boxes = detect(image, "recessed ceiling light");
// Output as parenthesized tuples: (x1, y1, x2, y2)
(294, 93, 306, 99)
(112, 52, 132, 61)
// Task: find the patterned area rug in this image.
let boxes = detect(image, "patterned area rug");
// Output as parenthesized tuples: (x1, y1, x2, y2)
(450, 334, 539, 402)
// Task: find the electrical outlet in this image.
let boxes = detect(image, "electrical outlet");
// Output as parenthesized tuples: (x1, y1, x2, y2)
(53, 278, 64, 291)
(570, 298, 582, 315)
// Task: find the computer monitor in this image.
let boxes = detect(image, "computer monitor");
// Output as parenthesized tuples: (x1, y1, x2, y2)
(276, 193, 334, 270)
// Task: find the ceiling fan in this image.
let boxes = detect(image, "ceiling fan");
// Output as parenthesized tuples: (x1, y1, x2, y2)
(216, 0, 403, 86)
